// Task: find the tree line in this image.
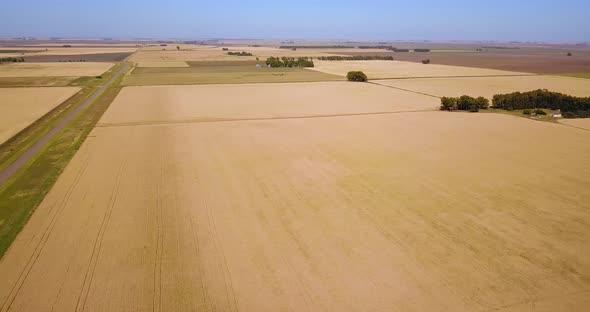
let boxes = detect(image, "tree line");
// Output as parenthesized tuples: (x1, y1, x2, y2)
(317, 55, 394, 61)
(265, 56, 314, 68)
(440, 96, 490, 112)
(227, 51, 253, 56)
(492, 89, 590, 118)
(0, 57, 25, 63)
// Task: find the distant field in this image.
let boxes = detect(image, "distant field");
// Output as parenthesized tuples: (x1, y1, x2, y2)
(0, 62, 114, 77)
(102, 82, 438, 125)
(0, 76, 76, 87)
(123, 62, 343, 85)
(373, 75, 590, 99)
(137, 61, 189, 67)
(0, 87, 80, 144)
(341, 50, 590, 74)
(560, 72, 590, 79)
(0, 46, 137, 58)
(311, 60, 531, 79)
(129, 45, 359, 63)
(24, 52, 133, 63)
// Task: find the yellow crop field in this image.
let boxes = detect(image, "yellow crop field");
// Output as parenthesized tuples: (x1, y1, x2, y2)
(560, 118, 590, 130)
(373, 75, 590, 99)
(0, 62, 114, 77)
(0, 87, 80, 144)
(0, 83, 588, 310)
(311, 60, 531, 79)
(99, 82, 439, 126)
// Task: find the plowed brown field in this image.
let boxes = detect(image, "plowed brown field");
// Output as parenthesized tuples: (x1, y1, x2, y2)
(0, 83, 589, 311)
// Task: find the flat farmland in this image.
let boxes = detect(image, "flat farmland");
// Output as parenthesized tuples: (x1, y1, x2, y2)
(136, 61, 189, 68)
(560, 118, 590, 130)
(101, 82, 438, 126)
(311, 60, 532, 79)
(0, 87, 80, 144)
(0, 105, 589, 311)
(0, 62, 114, 77)
(123, 63, 344, 85)
(373, 75, 590, 99)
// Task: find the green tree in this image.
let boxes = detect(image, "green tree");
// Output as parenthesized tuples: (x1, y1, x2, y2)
(347, 71, 368, 82)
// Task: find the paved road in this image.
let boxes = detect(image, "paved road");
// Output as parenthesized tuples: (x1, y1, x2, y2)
(0, 63, 129, 185)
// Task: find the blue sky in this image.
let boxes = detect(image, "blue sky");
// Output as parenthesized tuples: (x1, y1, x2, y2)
(1, 0, 589, 42)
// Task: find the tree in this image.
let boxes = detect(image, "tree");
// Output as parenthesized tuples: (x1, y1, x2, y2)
(422, 59, 431, 64)
(347, 71, 368, 82)
(440, 97, 457, 111)
(176, 46, 180, 51)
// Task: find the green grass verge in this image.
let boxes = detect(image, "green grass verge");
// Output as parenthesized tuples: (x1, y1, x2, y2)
(0, 63, 129, 258)
(0, 64, 123, 172)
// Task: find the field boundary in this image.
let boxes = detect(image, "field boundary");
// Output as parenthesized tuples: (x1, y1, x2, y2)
(96, 108, 439, 129)
(367, 81, 441, 98)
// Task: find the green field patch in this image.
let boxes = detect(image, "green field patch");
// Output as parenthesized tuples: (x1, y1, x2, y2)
(559, 72, 590, 79)
(0, 76, 77, 87)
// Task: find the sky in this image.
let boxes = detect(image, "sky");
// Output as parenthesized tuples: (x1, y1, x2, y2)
(1, 0, 589, 42)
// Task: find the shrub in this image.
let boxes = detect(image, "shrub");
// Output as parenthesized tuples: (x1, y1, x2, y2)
(347, 71, 368, 82)
(567, 52, 572, 56)
(222, 47, 229, 51)
(422, 59, 430, 64)
(469, 105, 479, 112)
(414, 49, 431, 52)
(534, 109, 547, 115)
(523, 109, 532, 115)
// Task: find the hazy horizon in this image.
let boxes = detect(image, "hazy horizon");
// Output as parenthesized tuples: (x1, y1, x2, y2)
(1, 0, 589, 43)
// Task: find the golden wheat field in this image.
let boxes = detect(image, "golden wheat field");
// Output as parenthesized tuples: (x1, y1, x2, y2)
(560, 118, 590, 130)
(0, 62, 114, 77)
(311, 60, 531, 79)
(0, 79, 589, 311)
(373, 75, 590, 99)
(99, 82, 439, 126)
(0, 87, 80, 144)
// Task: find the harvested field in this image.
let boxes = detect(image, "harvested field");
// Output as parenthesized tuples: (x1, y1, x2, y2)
(0, 87, 80, 144)
(102, 82, 438, 125)
(373, 75, 590, 99)
(339, 49, 590, 74)
(137, 61, 189, 68)
(123, 64, 343, 85)
(24, 52, 133, 63)
(311, 60, 531, 79)
(560, 118, 590, 130)
(0, 62, 114, 77)
(0, 108, 589, 311)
